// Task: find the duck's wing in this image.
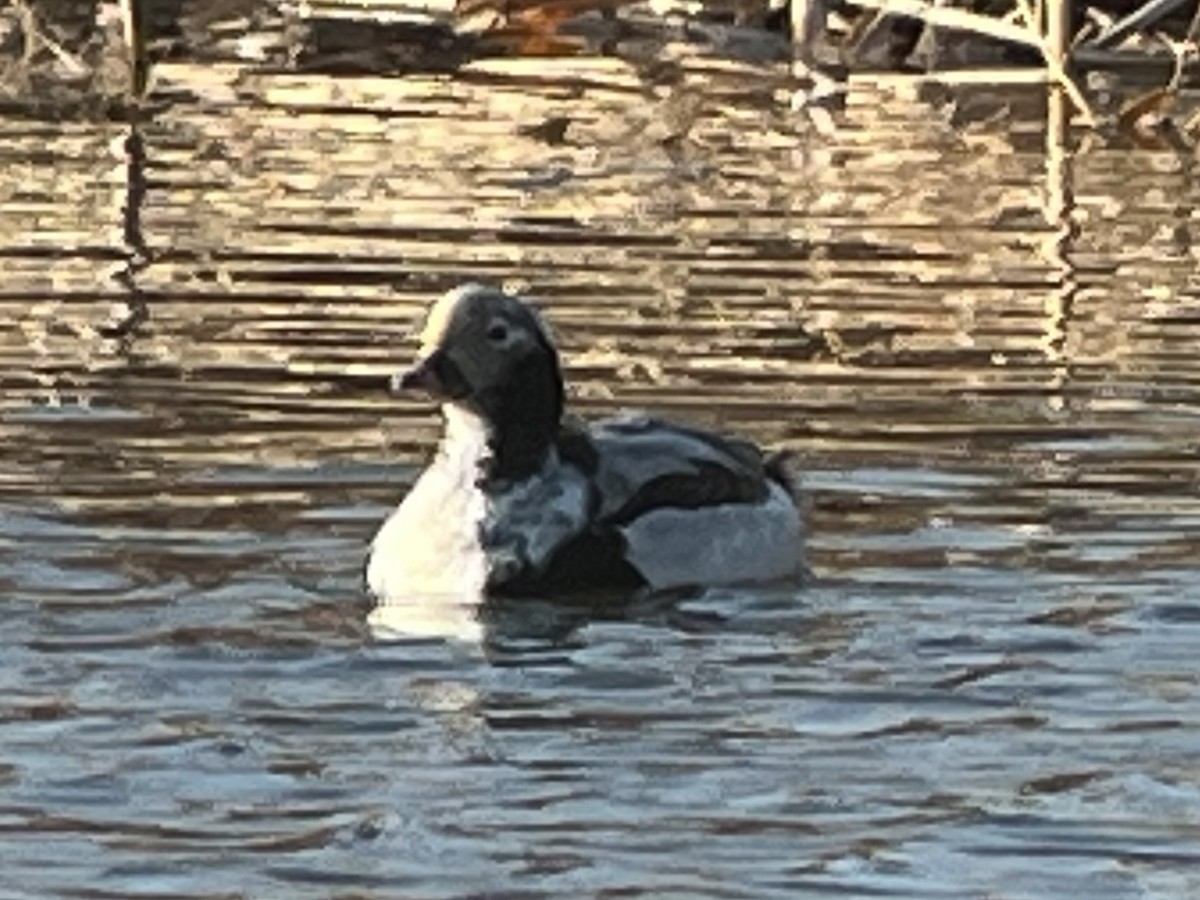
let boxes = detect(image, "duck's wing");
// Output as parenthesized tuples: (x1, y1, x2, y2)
(560, 415, 773, 524)
(555, 415, 804, 591)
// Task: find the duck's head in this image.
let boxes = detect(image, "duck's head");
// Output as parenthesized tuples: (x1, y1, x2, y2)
(396, 284, 565, 461)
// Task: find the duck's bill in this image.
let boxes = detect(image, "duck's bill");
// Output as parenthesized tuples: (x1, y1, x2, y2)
(392, 360, 442, 397)
(390, 351, 462, 400)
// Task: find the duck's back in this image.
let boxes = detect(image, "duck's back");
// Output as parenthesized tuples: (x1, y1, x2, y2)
(559, 415, 805, 590)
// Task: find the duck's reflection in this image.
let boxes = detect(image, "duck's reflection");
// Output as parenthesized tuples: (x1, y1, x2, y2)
(368, 591, 488, 644)
(366, 583, 733, 647)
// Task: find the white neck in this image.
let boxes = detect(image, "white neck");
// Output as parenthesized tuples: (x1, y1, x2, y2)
(439, 403, 492, 471)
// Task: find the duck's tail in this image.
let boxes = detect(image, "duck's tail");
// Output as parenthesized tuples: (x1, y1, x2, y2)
(766, 448, 811, 582)
(764, 449, 804, 506)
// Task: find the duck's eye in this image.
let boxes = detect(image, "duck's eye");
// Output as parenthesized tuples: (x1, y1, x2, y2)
(486, 322, 509, 343)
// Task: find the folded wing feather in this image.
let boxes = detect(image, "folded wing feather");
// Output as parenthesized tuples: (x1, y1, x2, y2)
(578, 415, 773, 524)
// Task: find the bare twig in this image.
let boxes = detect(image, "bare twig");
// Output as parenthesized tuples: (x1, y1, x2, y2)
(848, 0, 1043, 48)
(1089, 0, 1193, 49)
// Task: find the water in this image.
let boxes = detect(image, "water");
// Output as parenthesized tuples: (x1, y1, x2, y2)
(4, 49, 1200, 898)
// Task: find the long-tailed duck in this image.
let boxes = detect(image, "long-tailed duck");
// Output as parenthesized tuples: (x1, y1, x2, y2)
(366, 283, 804, 604)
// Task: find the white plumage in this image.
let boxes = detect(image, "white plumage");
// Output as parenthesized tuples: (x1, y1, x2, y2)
(367, 406, 496, 602)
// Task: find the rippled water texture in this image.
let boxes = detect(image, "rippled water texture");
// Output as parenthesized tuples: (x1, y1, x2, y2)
(4, 51, 1200, 898)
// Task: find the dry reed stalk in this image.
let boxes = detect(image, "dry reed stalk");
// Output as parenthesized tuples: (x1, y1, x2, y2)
(848, 0, 1094, 125)
(849, 0, 1043, 49)
(1012, 0, 1097, 125)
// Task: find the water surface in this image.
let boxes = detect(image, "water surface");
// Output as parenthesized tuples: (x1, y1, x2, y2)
(3, 51, 1200, 898)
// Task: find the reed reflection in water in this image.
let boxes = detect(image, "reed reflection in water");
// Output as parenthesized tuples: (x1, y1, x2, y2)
(3, 55, 1200, 899)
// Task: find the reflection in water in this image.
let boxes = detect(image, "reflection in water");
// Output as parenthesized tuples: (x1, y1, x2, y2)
(369, 592, 487, 642)
(1039, 85, 1077, 412)
(4, 51, 1200, 898)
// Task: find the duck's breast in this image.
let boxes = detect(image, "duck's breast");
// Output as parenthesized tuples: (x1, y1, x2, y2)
(367, 456, 490, 603)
